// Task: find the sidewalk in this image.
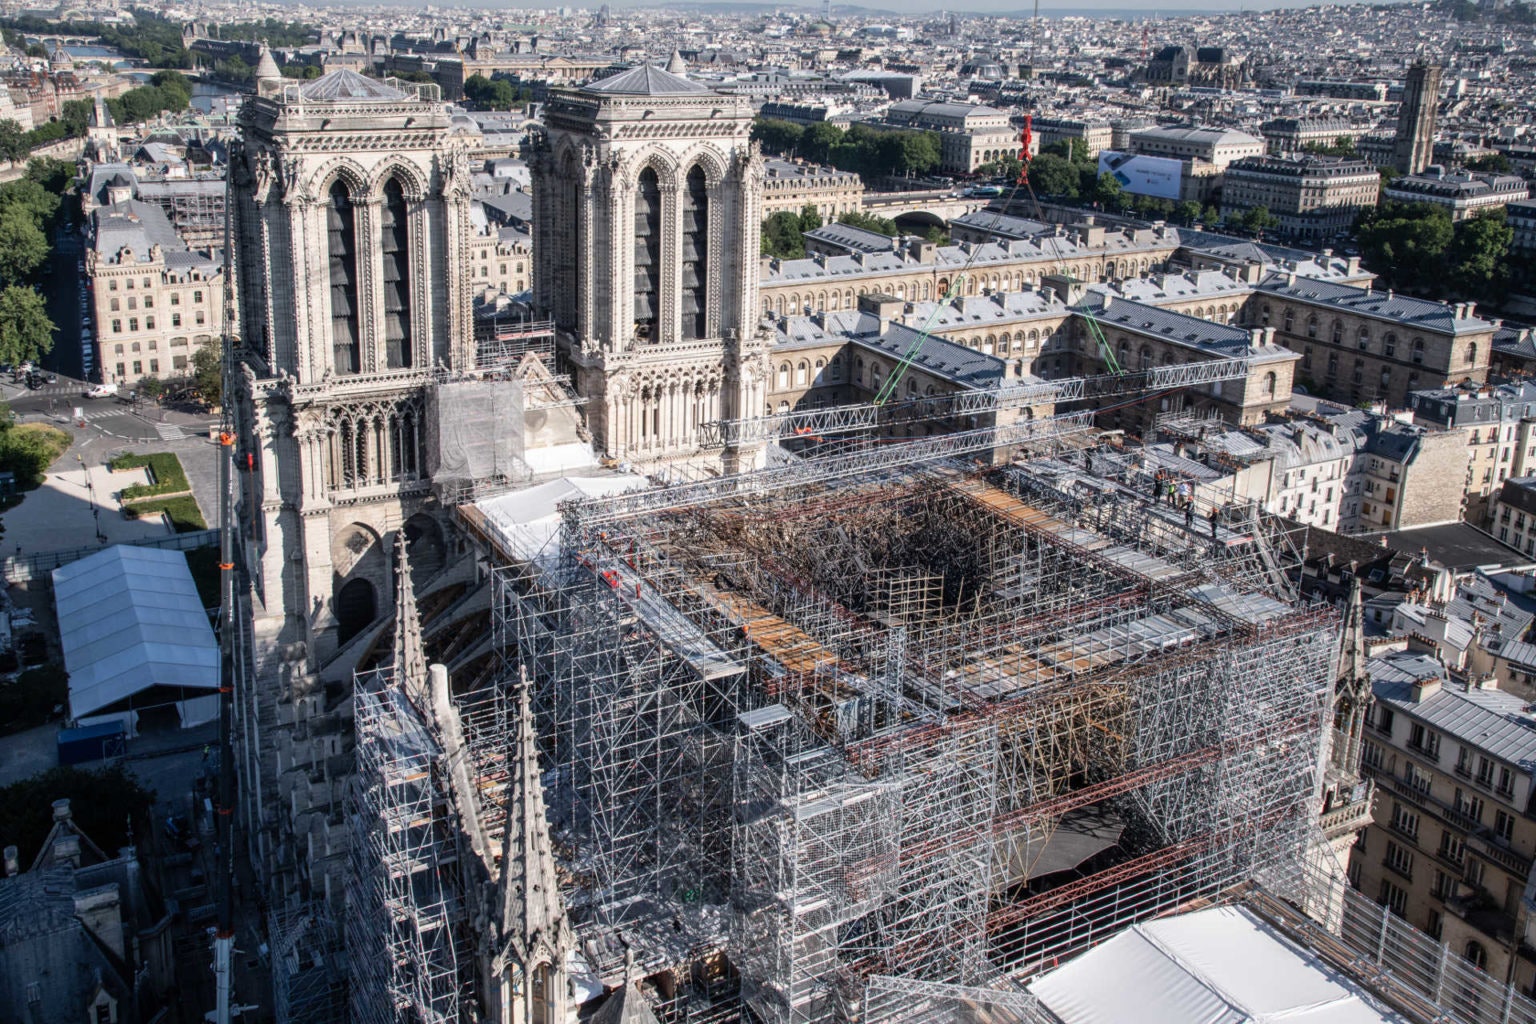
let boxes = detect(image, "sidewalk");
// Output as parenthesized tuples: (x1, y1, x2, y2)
(1, 449, 172, 557)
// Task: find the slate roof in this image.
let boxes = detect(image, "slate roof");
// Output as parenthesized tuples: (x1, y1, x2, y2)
(1255, 271, 1493, 336)
(583, 64, 711, 96)
(91, 199, 184, 258)
(1371, 651, 1536, 769)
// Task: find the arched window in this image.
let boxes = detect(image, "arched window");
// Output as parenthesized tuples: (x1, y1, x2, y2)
(1283, 308, 1294, 332)
(1140, 345, 1152, 370)
(1468, 342, 1478, 366)
(380, 177, 413, 368)
(334, 578, 375, 647)
(1260, 303, 1271, 325)
(777, 363, 790, 389)
(1263, 371, 1276, 396)
(1411, 337, 1425, 365)
(682, 165, 708, 339)
(1465, 941, 1487, 971)
(1357, 326, 1370, 350)
(326, 180, 361, 374)
(634, 167, 661, 339)
(1331, 320, 1343, 344)
(1383, 332, 1397, 357)
(813, 357, 825, 381)
(796, 360, 808, 386)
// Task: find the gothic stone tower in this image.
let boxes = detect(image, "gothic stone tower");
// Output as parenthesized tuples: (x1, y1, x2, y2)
(1393, 62, 1441, 176)
(530, 65, 770, 471)
(229, 67, 477, 907)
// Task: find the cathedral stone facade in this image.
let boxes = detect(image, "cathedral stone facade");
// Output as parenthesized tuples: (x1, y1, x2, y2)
(229, 66, 481, 906)
(530, 65, 771, 471)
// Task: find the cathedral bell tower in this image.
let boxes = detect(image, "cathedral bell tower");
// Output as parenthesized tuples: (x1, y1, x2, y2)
(530, 65, 770, 471)
(228, 68, 476, 908)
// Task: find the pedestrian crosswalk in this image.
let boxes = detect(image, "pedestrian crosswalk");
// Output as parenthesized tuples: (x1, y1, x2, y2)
(155, 423, 186, 441)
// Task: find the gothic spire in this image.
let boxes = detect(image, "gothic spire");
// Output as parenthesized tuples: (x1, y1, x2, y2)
(393, 535, 428, 707)
(1337, 576, 1369, 704)
(496, 667, 572, 972)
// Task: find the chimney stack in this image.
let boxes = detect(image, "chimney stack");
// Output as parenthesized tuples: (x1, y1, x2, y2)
(52, 798, 71, 822)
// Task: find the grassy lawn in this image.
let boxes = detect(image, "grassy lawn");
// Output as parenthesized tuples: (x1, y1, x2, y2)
(122, 493, 206, 532)
(109, 451, 191, 499)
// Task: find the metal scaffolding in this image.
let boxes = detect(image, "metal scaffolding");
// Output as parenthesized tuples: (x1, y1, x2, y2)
(346, 671, 473, 1024)
(482, 441, 1340, 1022)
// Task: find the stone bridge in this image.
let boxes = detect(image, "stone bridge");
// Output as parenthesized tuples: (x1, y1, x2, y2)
(861, 190, 991, 231)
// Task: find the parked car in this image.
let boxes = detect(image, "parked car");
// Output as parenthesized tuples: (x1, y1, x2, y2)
(84, 382, 119, 398)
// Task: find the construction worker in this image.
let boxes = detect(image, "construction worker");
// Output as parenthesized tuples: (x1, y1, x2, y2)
(1208, 505, 1219, 540)
(1185, 501, 1195, 530)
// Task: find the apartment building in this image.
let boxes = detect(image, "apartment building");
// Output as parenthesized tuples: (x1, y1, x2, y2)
(1489, 477, 1536, 560)
(1354, 652, 1536, 995)
(882, 100, 1018, 174)
(1354, 421, 1470, 531)
(761, 159, 864, 221)
(1253, 272, 1495, 408)
(1384, 167, 1530, 221)
(87, 199, 224, 387)
(1259, 116, 1361, 155)
(1506, 200, 1536, 254)
(1221, 154, 1380, 242)
(1409, 380, 1536, 525)
(1031, 116, 1114, 157)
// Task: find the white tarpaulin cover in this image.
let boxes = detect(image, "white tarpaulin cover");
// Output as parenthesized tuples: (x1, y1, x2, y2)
(1027, 905, 1409, 1024)
(53, 545, 218, 721)
(473, 475, 649, 564)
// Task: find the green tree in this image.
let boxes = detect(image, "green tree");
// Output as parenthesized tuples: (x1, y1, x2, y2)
(24, 43, 45, 58)
(1240, 205, 1280, 236)
(1200, 204, 1221, 225)
(0, 208, 48, 284)
(801, 122, 844, 164)
(1449, 209, 1513, 300)
(138, 375, 162, 404)
(25, 156, 72, 197)
(192, 340, 222, 408)
(799, 203, 823, 232)
(59, 99, 92, 137)
(0, 177, 59, 227)
(1174, 200, 1202, 225)
(1090, 172, 1125, 211)
(463, 73, 517, 109)
(751, 118, 805, 158)
(1466, 152, 1513, 174)
(0, 284, 51, 364)
(761, 211, 807, 258)
(977, 154, 1024, 179)
(1357, 201, 1455, 294)
(1027, 152, 1079, 197)
(837, 211, 898, 235)
(0, 119, 26, 163)
(0, 764, 154, 867)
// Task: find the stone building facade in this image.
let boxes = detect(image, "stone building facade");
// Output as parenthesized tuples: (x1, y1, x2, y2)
(1221, 154, 1380, 242)
(1354, 652, 1536, 995)
(529, 64, 770, 470)
(1251, 273, 1495, 408)
(882, 100, 1018, 174)
(228, 66, 483, 908)
(760, 158, 863, 221)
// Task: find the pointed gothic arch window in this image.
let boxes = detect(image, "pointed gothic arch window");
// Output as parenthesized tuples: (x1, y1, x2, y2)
(681, 165, 708, 340)
(380, 177, 413, 368)
(633, 167, 661, 340)
(327, 180, 361, 374)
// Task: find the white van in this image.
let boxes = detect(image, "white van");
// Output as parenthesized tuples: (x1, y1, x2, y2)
(84, 383, 118, 398)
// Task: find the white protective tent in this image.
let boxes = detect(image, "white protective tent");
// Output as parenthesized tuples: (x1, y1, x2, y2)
(53, 545, 219, 735)
(1027, 905, 1411, 1024)
(471, 474, 650, 566)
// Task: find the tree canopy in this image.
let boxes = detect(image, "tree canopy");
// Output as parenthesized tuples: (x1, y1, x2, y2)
(1356, 201, 1513, 302)
(0, 284, 53, 365)
(751, 118, 942, 180)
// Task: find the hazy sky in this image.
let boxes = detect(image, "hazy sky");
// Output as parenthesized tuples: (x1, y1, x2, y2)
(589, 0, 1390, 12)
